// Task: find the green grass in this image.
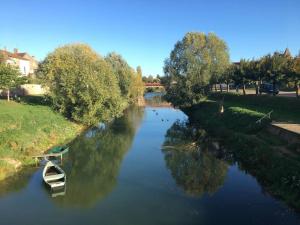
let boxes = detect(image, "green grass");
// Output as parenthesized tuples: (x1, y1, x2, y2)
(209, 93, 300, 123)
(184, 100, 270, 135)
(0, 97, 84, 179)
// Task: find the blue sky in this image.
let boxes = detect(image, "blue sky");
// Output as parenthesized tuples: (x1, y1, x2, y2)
(0, 0, 299, 75)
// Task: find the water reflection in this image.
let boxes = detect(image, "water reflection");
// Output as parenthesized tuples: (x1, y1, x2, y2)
(144, 92, 171, 107)
(0, 168, 36, 197)
(162, 120, 228, 196)
(52, 106, 144, 207)
(163, 119, 300, 211)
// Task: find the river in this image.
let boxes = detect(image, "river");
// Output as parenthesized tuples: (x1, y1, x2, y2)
(0, 94, 299, 225)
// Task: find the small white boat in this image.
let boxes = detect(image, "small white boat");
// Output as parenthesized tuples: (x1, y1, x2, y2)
(43, 161, 66, 189)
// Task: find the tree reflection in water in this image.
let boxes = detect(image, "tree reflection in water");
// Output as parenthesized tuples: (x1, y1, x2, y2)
(53, 106, 144, 207)
(162, 120, 228, 197)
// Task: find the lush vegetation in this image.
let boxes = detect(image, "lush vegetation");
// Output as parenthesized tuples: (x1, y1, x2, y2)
(163, 32, 230, 107)
(163, 33, 300, 108)
(0, 97, 84, 180)
(105, 53, 144, 102)
(38, 44, 144, 125)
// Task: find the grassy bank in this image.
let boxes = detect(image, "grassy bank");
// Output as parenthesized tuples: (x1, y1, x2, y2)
(182, 95, 300, 210)
(0, 97, 84, 180)
(209, 93, 300, 123)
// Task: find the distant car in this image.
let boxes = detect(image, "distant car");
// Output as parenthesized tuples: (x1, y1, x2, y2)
(259, 83, 279, 95)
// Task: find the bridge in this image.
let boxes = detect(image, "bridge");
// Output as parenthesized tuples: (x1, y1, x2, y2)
(144, 82, 165, 89)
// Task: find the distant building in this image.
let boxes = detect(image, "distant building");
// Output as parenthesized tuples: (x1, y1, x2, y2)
(0, 48, 38, 76)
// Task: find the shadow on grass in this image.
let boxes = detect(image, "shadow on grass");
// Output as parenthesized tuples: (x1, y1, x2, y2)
(20, 95, 52, 106)
(0, 95, 52, 106)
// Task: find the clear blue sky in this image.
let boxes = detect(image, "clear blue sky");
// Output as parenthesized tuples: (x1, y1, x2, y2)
(0, 0, 299, 75)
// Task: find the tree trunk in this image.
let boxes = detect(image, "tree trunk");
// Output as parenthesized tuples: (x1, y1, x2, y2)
(272, 80, 276, 96)
(220, 84, 223, 93)
(226, 82, 229, 92)
(7, 89, 10, 102)
(214, 84, 217, 92)
(295, 81, 299, 98)
(259, 79, 262, 95)
(255, 81, 259, 95)
(242, 83, 246, 95)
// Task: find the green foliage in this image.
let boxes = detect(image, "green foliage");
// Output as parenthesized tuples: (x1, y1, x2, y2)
(164, 32, 229, 107)
(131, 66, 144, 99)
(38, 44, 127, 125)
(105, 52, 134, 100)
(260, 52, 290, 84)
(222, 48, 299, 96)
(0, 63, 25, 99)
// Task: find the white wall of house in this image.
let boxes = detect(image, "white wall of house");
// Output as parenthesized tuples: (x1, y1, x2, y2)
(6, 58, 30, 76)
(18, 59, 30, 76)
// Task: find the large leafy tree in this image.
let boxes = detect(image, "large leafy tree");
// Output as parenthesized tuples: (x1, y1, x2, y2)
(38, 44, 126, 125)
(164, 32, 229, 107)
(0, 62, 23, 101)
(105, 52, 134, 101)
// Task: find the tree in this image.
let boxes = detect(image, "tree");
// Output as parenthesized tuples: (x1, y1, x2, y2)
(148, 75, 154, 83)
(105, 52, 135, 101)
(247, 59, 263, 95)
(222, 64, 235, 92)
(260, 52, 290, 96)
(231, 60, 250, 95)
(287, 55, 300, 98)
(38, 43, 126, 125)
(0, 63, 23, 101)
(131, 66, 144, 99)
(164, 32, 229, 107)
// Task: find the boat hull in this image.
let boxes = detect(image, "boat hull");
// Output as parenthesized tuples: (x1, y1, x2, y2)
(43, 161, 66, 190)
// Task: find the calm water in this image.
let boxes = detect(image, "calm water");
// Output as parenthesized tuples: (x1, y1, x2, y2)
(0, 96, 299, 225)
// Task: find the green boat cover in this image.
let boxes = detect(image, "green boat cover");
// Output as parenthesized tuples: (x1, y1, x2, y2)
(49, 146, 65, 154)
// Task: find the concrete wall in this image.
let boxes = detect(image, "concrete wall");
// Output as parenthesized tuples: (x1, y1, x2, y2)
(19, 84, 48, 96)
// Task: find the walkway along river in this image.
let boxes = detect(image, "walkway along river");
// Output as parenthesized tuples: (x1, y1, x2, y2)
(0, 94, 299, 225)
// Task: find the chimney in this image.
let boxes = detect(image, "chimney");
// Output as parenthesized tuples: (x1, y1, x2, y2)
(14, 48, 18, 54)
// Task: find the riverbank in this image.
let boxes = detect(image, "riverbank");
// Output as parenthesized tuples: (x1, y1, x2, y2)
(0, 97, 85, 180)
(182, 94, 300, 210)
(209, 92, 300, 123)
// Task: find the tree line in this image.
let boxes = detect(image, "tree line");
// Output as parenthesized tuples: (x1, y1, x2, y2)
(220, 49, 300, 97)
(0, 44, 144, 125)
(163, 32, 300, 108)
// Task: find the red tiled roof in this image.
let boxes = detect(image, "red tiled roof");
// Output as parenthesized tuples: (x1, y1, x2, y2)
(0, 50, 30, 61)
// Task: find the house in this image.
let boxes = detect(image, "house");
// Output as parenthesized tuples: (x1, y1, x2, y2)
(0, 48, 38, 76)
